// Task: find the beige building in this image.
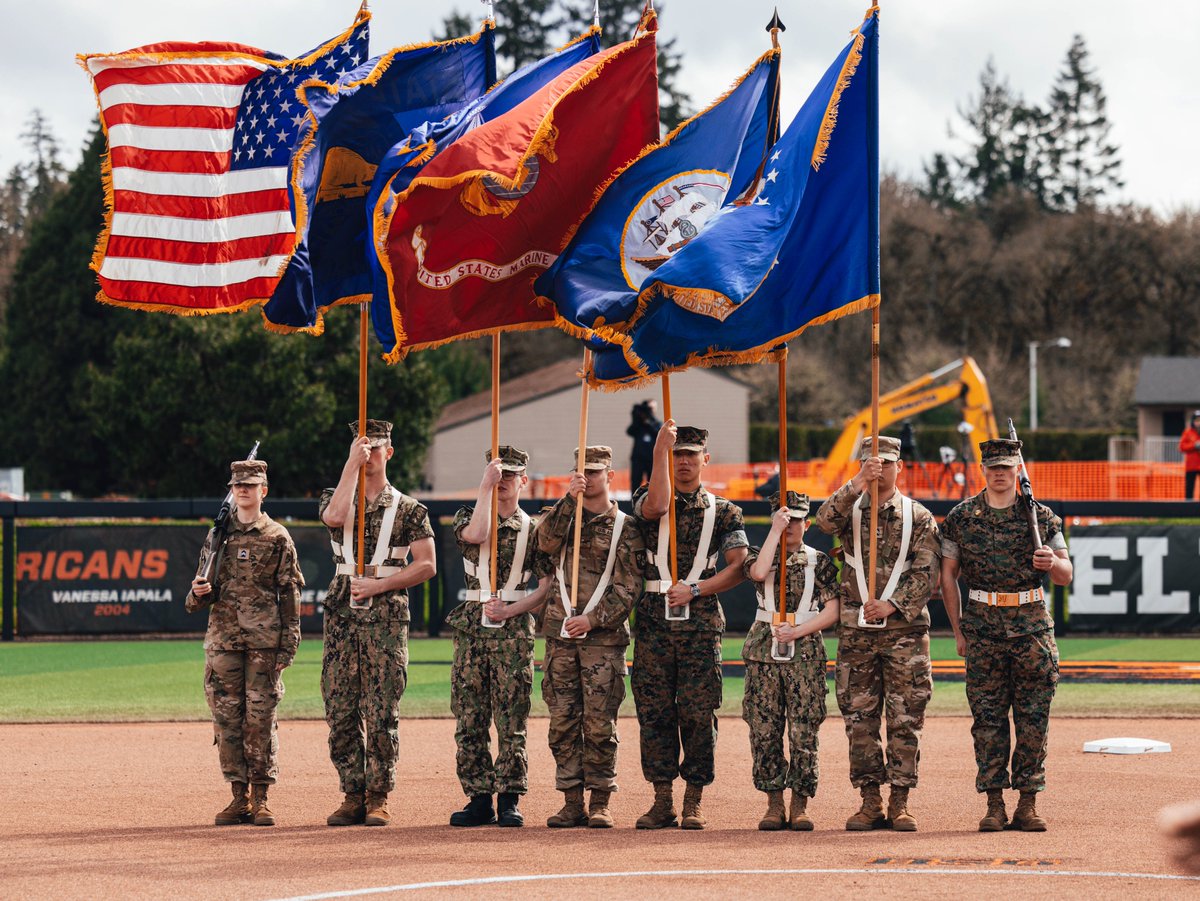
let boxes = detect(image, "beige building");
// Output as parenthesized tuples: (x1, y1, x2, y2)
(425, 358, 751, 495)
(1131, 356, 1200, 462)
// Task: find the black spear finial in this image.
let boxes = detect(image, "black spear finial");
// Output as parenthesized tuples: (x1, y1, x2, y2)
(766, 7, 786, 35)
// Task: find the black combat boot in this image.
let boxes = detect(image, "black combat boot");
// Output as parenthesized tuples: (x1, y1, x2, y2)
(496, 792, 524, 827)
(450, 794, 497, 827)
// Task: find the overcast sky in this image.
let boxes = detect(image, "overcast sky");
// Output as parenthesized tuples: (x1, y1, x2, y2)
(3, 0, 1195, 213)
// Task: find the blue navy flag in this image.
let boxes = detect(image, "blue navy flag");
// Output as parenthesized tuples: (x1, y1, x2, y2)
(262, 26, 496, 334)
(366, 28, 604, 353)
(534, 48, 779, 341)
(590, 5, 880, 386)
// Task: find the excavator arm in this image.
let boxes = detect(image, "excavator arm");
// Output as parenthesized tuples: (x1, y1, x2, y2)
(822, 357, 999, 493)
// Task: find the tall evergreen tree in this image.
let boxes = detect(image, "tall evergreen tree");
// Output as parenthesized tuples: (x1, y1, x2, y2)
(1042, 34, 1123, 210)
(0, 126, 444, 497)
(561, 0, 692, 130)
(19, 110, 67, 220)
(437, 1, 561, 76)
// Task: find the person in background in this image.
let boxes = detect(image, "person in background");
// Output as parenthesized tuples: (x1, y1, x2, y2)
(1180, 410, 1200, 500)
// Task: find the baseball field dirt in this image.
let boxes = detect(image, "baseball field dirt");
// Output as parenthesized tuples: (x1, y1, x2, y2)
(2, 716, 1197, 899)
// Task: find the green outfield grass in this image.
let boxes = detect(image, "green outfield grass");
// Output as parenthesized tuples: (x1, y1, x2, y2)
(0, 636, 1198, 723)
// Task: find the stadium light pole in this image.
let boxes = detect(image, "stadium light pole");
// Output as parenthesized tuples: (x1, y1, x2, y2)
(1029, 336, 1072, 430)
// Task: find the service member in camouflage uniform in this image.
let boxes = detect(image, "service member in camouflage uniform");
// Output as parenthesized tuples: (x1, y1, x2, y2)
(815, 435, 940, 832)
(633, 422, 748, 830)
(186, 459, 304, 827)
(319, 420, 437, 827)
(941, 437, 1072, 832)
(742, 491, 840, 831)
(536, 445, 644, 829)
(446, 446, 552, 828)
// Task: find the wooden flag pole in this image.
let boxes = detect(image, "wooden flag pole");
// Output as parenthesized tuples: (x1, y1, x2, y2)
(356, 302, 369, 577)
(489, 333, 501, 595)
(568, 349, 593, 617)
(775, 349, 788, 626)
(661, 373, 679, 586)
(866, 306, 881, 615)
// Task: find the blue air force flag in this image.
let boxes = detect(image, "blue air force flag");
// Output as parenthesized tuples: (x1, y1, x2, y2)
(262, 26, 496, 334)
(590, 5, 880, 386)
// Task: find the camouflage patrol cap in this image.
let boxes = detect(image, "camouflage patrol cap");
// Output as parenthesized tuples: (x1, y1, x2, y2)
(348, 419, 393, 448)
(574, 445, 613, 471)
(486, 445, 529, 472)
(674, 426, 708, 452)
(228, 459, 268, 486)
(980, 438, 1022, 467)
(860, 435, 901, 462)
(769, 490, 811, 518)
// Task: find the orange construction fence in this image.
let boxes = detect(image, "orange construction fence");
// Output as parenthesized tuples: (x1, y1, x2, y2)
(521, 460, 1190, 503)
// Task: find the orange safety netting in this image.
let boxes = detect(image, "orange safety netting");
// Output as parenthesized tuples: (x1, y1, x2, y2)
(519, 460, 1191, 503)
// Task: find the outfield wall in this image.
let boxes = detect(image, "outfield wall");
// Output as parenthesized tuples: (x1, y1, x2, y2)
(3, 499, 1199, 638)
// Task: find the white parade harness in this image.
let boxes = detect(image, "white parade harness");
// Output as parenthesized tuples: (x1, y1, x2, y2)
(842, 490, 914, 610)
(331, 487, 410, 578)
(555, 507, 628, 635)
(754, 547, 819, 624)
(644, 489, 718, 594)
(462, 509, 534, 602)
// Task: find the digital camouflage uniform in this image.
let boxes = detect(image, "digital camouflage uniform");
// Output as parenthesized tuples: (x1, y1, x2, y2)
(815, 449, 941, 790)
(536, 455, 644, 794)
(741, 541, 839, 796)
(319, 481, 434, 795)
(447, 495, 550, 798)
(185, 464, 303, 787)
(942, 488, 1065, 794)
(633, 474, 748, 788)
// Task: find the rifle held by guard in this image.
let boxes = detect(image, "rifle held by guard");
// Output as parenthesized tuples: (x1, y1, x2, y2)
(1006, 419, 1041, 549)
(198, 440, 261, 603)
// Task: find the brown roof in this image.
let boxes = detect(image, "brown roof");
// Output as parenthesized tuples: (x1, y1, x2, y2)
(435, 357, 755, 432)
(436, 357, 584, 430)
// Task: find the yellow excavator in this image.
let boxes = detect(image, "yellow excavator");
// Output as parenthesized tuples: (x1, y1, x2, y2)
(821, 357, 999, 494)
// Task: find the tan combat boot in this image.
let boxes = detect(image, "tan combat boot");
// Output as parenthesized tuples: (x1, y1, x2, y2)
(327, 791, 366, 826)
(887, 786, 917, 832)
(681, 783, 706, 830)
(214, 781, 251, 826)
(588, 789, 614, 829)
(979, 788, 1008, 832)
(636, 781, 677, 830)
(364, 791, 391, 826)
(845, 783, 886, 831)
(757, 790, 786, 831)
(789, 792, 814, 831)
(250, 784, 275, 827)
(1012, 791, 1047, 832)
(546, 787, 588, 828)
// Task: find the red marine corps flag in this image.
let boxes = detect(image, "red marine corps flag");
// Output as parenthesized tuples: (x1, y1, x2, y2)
(371, 13, 659, 361)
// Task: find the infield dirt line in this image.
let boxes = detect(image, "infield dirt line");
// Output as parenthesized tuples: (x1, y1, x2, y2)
(268, 866, 1200, 900)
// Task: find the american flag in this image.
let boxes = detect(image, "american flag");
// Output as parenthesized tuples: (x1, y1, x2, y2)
(80, 13, 369, 314)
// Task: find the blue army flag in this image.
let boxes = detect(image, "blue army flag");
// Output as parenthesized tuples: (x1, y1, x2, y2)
(261, 25, 497, 334)
(590, 5, 880, 386)
(534, 47, 780, 341)
(365, 27, 604, 353)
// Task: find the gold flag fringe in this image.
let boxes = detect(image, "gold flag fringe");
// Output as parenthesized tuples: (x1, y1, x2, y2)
(811, 5, 877, 172)
(375, 19, 659, 362)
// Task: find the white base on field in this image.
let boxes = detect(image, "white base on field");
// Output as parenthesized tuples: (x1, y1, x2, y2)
(1082, 736, 1171, 754)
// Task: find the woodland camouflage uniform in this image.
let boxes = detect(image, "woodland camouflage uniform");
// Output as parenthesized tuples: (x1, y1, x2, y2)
(942, 439, 1067, 797)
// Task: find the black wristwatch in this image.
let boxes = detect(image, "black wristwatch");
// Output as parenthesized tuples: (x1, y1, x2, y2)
(689, 583, 701, 599)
